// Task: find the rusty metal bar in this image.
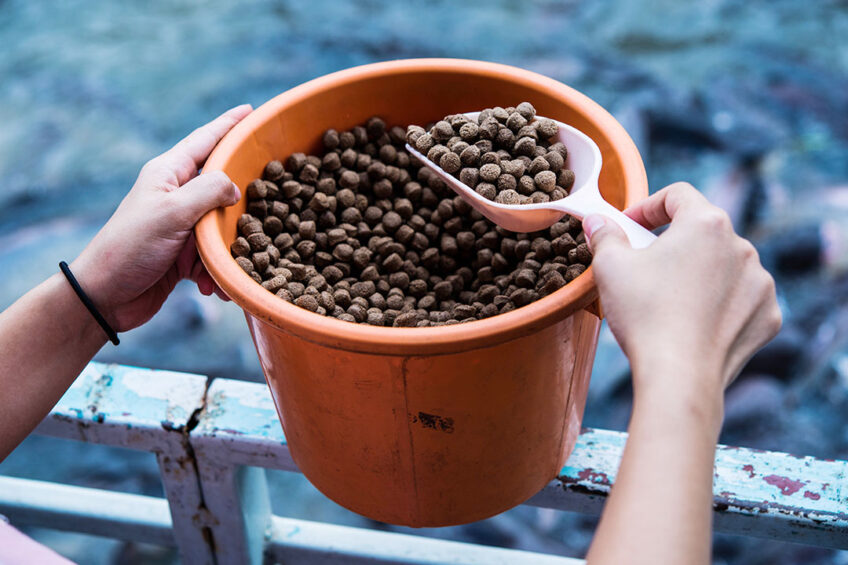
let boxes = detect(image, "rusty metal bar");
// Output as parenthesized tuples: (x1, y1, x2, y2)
(30, 363, 216, 564)
(190, 461, 271, 564)
(188, 378, 274, 564)
(189, 377, 293, 469)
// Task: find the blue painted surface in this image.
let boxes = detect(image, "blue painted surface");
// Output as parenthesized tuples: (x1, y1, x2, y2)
(197, 379, 286, 444)
(44, 362, 208, 448)
(555, 428, 848, 547)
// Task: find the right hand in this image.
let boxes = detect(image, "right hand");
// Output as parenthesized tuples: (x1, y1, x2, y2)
(583, 182, 781, 401)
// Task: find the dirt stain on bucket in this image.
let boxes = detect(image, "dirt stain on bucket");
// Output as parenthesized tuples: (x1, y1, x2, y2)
(410, 411, 455, 433)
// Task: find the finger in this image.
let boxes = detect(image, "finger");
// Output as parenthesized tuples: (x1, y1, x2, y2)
(624, 182, 708, 230)
(174, 234, 201, 280)
(171, 170, 241, 229)
(186, 247, 206, 283)
(191, 261, 206, 283)
(196, 268, 215, 296)
(155, 104, 253, 185)
(583, 214, 629, 256)
(183, 248, 221, 299)
(212, 284, 231, 302)
(194, 263, 231, 302)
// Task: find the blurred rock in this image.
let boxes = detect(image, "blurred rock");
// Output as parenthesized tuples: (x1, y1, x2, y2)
(834, 353, 848, 391)
(587, 324, 631, 403)
(741, 324, 805, 382)
(761, 223, 824, 275)
(152, 284, 212, 334)
(613, 103, 650, 158)
(701, 155, 767, 233)
(722, 375, 785, 435)
(112, 542, 177, 565)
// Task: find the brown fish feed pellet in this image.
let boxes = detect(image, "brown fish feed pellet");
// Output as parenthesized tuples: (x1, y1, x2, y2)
(230, 115, 592, 326)
(408, 102, 577, 205)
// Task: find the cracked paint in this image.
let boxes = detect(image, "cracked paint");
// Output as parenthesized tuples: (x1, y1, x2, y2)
(577, 468, 611, 486)
(763, 475, 806, 496)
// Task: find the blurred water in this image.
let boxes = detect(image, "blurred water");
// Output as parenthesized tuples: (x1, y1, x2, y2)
(1, 1, 847, 563)
(2, 0, 846, 232)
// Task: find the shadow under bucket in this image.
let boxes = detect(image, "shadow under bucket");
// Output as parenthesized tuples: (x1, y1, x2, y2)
(195, 58, 648, 527)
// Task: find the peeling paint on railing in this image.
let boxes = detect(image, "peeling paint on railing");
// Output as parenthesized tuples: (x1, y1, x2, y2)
(525, 428, 848, 550)
(33, 362, 216, 564)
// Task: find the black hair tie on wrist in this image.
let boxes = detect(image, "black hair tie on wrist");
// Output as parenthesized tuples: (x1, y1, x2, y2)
(59, 261, 120, 346)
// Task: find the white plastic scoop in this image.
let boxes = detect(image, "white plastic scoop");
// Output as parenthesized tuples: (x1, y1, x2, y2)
(406, 113, 656, 248)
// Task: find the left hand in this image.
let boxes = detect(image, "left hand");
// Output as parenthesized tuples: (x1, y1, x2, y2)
(71, 104, 252, 332)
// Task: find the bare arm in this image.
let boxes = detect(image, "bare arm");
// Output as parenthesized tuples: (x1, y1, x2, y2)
(0, 104, 251, 461)
(0, 274, 108, 460)
(587, 365, 722, 565)
(584, 183, 781, 565)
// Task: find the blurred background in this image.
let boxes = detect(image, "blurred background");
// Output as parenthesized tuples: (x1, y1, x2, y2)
(1, 0, 847, 563)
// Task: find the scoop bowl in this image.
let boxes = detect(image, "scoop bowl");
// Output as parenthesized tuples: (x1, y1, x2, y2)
(406, 113, 656, 248)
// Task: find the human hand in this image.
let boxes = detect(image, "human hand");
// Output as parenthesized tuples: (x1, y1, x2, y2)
(583, 182, 781, 401)
(71, 104, 252, 332)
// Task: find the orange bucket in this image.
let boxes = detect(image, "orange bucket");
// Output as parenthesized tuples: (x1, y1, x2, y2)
(195, 59, 647, 527)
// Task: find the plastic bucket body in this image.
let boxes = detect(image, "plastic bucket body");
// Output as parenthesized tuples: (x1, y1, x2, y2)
(195, 59, 647, 527)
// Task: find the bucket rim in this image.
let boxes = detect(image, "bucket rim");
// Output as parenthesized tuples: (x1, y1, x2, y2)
(196, 58, 646, 355)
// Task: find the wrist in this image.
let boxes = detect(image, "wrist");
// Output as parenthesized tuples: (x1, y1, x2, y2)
(634, 383, 724, 439)
(630, 353, 726, 439)
(631, 345, 725, 394)
(49, 273, 110, 347)
(68, 252, 120, 331)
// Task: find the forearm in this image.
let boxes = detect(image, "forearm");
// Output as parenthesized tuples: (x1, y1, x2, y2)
(586, 361, 723, 565)
(0, 273, 107, 460)
(0, 107, 250, 462)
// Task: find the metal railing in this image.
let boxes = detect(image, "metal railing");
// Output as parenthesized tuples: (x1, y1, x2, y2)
(1, 362, 846, 564)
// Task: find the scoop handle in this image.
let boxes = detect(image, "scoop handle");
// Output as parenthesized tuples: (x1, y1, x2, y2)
(588, 198, 657, 249)
(554, 188, 657, 249)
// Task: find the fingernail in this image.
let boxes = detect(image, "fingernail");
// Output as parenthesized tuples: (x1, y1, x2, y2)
(232, 183, 242, 202)
(583, 215, 606, 238)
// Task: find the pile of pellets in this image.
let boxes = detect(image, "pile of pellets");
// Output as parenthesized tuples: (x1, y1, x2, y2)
(407, 102, 575, 204)
(230, 110, 592, 327)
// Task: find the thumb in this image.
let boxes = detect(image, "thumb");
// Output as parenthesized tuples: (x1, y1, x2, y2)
(582, 214, 629, 256)
(173, 170, 240, 227)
